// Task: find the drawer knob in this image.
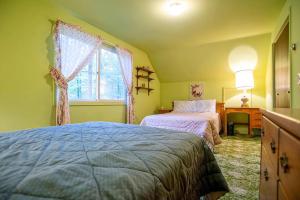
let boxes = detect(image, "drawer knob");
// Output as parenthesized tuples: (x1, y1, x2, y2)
(270, 140, 276, 153)
(263, 168, 269, 181)
(280, 153, 289, 173)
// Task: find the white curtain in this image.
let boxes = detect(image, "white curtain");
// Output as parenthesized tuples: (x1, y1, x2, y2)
(50, 20, 102, 125)
(117, 47, 135, 124)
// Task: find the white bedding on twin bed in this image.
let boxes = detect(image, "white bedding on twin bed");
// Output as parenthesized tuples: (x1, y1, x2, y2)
(140, 112, 222, 148)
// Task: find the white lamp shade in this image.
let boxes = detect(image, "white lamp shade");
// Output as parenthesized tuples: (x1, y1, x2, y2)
(229, 46, 258, 72)
(235, 70, 254, 90)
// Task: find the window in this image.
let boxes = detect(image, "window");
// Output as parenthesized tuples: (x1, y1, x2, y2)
(68, 44, 126, 102)
(100, 46, 126, 100)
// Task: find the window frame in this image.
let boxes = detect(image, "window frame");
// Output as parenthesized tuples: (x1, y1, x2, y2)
(68, 43, 126, 106)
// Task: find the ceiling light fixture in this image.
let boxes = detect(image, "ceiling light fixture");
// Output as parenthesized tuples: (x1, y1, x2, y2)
(165, 1, 186, 16)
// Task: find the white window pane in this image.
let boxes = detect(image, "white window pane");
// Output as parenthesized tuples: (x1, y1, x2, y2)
(100, 47, 126, 101)
(68, 54, 98, 101)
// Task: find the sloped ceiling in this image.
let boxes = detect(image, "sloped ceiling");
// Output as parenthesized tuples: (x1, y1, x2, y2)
(55, 0, 285, 81)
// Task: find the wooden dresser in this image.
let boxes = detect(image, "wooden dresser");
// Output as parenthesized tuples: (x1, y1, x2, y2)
(260, 109, 300, 200)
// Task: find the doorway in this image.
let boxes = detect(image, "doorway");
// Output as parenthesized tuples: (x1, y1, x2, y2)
(273, 20, 290, 108)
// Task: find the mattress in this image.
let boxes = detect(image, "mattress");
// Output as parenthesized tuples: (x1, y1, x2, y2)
(140, 112, 222, 148)
(0, 122, 228, 200)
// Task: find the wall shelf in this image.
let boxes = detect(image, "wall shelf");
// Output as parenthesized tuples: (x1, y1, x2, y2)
(136, 66, 154, 74)
(135, 75, 154, 81)
(135, 66, 155, 95)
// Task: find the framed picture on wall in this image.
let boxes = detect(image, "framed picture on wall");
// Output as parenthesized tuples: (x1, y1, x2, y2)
(189, 82, 204, 100)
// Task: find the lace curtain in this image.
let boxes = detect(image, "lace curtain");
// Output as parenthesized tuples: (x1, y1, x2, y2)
(50, 20, 102, 125)
(116, 47, 135, 124)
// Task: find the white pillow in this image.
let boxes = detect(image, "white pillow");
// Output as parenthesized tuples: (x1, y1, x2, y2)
(173, 100, 195, 112)
(194, 99, 216, 113)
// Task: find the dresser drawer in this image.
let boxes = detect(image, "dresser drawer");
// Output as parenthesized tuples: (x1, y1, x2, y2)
(279, 129, 300, 200)
(278, 181, 289, 200)
(252, 119, 262, 128)
(252, 111, 262, 128)
(260, 146, 278, 200)
(252, 111, 262, 120)
(226, 108, 252, 113)
(262, 117, 279, 173)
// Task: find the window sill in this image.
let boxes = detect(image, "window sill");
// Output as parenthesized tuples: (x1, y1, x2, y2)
(70, 100, 125, 106)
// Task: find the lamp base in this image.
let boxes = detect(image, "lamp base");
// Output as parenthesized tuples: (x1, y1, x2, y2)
(241, 96, 249, 108)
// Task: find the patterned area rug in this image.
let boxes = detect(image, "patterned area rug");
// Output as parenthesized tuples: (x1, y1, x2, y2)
(214, 135, 261, 200)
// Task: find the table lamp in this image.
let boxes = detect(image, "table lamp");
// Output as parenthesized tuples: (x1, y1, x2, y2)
(229, 46, 257, 107)
(235, 70, 254, 107)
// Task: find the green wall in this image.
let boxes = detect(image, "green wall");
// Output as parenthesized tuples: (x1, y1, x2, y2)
(1, 0, 293, 132)
(0, 0, 160, 132)
(159, 34, 271, 109)
(266, 0, 300, 109)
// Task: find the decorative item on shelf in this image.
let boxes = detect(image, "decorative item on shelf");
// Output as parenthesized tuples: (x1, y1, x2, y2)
(135, 66, 155, 95)
(229, 45, 257, 108)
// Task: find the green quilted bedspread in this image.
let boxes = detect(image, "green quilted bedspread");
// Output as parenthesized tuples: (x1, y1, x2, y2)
(0, 122, 229, 200)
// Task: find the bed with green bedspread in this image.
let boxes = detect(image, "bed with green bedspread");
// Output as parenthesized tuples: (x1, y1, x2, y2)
(0, 122, 229, 200)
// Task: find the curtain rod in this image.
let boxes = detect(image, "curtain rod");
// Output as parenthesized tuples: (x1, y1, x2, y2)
(103, 40, 117, 47)
(103, 40, 133, 54)
(50, 19, 133, 54)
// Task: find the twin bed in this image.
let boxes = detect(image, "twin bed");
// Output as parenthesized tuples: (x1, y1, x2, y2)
(0, 100, 228, 200)
(141, 100, 224, 149)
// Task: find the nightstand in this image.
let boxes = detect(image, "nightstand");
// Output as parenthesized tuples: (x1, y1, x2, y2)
(158, 109, 172, 114)
(224, 107, 262, 136)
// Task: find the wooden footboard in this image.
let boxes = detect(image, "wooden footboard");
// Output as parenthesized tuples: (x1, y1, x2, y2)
(217, 102, 225, 132)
